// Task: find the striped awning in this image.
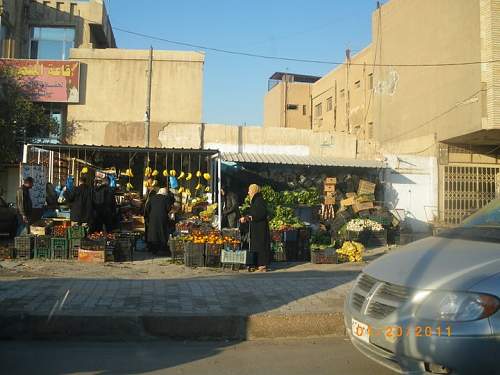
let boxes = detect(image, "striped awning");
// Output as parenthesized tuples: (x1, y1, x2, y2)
(221, 152, 386, 169)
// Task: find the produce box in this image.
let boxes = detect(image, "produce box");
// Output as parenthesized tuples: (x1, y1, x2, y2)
(358, 180, 376, 195)
(323, 184, 336, 193)
(34, 235, 51, 251)
(14, 236, 34, 260)
(311, 248, 337, 264)
(80, 238, 106, 251)
(184, 243, 205, 267)
(67, 226, 87, 239)
(324, 196, 336, 205)
(168, 237, 185, 261)
(52, 225, 68, 238)
(78, 249, 107, 263)
(69, 239, 81, 259)
(324, 177, 337, 184)
(341, 197, 356, 207)
(221, 228, 241, 241)
(30, 220, 53, 236)
(50, 237, 68, 259)
(205, 244, 222, 267)
(346, 192, 357, 198)
(355, 194, 375, 203)
(353, 202, 374, 213)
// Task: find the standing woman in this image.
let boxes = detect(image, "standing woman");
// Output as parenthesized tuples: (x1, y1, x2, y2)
(240, 184, 271, 271)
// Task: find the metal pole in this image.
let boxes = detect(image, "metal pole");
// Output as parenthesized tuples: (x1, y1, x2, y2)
(145, 46, 153, 147)
(217, 155, 222, 230)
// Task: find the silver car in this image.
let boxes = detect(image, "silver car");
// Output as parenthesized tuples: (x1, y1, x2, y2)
(345, 199, 500, 375)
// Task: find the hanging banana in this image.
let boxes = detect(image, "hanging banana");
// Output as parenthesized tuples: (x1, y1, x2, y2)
(178, 171, 185, 180)
(144, 166, 152, 177)
(152, 170, 159, 177)
(169, 169, 177, 177)
(162, 169, 169, 177)
(203, 173, 211, 181)
(126, 182, 134, 191)
(186, 173, 193, 181)
(196, 171, 202, 178)
(204, 186, 210, 192)
(81, 167, 89, 175)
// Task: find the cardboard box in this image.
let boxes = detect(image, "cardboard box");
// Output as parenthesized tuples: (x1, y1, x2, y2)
(324, 196, 336, 205)
(358, 180, 376, 195)
(324, 177, 337, 184)
(30, 219, 53, 236)
(324, 184, 336, 193)
(325, 191, 335, 198)
(341, 197, 356, 207)
(353, 202, 374, 213)
(78, 249, 106, 263)
(346, 192, 357, 198)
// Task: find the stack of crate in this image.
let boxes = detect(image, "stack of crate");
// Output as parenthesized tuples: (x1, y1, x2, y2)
(322, 177, 336, 220)
(67, 226, 87, 259)
(14, 236, 34, 259)
(353, 180, 376, 213)
(34, 236, 51, 259)
(50, 237, 68, 259)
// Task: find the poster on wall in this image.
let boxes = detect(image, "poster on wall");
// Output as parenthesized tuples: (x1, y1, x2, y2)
(0, 59, 80, 103)
(21, 164, 47, 208)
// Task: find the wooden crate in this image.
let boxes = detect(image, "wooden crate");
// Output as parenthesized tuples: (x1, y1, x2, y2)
(346, 192, 357, 198)
(324, 177, 337, 184)
(324, 184, 336, 193)
(324, 196, 336, 205)
(358, 180, 376, 195)
(341, 197, 356, 207)
(353, 201, 374, 213)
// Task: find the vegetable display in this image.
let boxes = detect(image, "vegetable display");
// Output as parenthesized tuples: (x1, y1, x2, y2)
(337, 241, 364, 263)
(346, 219, 384, 233)
(269, 206, 305, 230)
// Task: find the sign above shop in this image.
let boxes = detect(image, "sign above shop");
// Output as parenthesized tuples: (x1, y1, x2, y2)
(1, 59, 80, 103)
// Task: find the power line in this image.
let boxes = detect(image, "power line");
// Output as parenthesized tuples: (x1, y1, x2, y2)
(113, 26, 500, 67)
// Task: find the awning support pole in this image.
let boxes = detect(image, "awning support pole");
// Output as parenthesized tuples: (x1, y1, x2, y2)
(217, 154, 222, 230)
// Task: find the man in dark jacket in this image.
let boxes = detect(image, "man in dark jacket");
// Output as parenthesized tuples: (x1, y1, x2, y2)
(64, 175, 95, 227)
(221, 186, 240, 228)
(93, 176, 115, 232)
(145, 187, 174, 255)
(16, 177, 33, 235)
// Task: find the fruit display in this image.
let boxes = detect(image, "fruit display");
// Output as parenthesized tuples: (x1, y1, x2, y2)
(88, 231, 116, 241)
(310, 230, 332, 250)
(199, 203, 218, 222)
(178, 232, 240, 246)
(337, 241, 364, 263)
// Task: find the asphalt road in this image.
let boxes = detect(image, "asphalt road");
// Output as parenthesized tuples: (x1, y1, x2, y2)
(0, 338, 393, 375)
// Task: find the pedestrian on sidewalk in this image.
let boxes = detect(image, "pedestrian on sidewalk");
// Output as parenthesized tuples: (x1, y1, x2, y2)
(16, 176, 34, 236)
(145, 187, 174, 255)
(64, 175, 95, 228)
(240, 184, 271, 272)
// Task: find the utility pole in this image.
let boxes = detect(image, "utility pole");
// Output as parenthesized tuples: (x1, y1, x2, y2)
(145, 46, 153, 147)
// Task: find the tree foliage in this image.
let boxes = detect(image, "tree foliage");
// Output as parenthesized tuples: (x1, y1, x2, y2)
(0, 63, 58, 163)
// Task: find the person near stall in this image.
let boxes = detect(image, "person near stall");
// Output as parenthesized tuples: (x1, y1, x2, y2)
(240, 184, 271, 272)
(16, 177, 33, 235)
(143, 176, 158, 251)
(93, 174, 115, 232)
(221, 185, 240, 228)
(168, 176, 181, 236)
(64, 175, 95, 228)
(145, 187, 174, 255)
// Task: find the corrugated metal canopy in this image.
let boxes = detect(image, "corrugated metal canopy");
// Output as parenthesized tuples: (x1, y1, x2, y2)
(221, 152, 386, 169)
(27, 143, 218, 155)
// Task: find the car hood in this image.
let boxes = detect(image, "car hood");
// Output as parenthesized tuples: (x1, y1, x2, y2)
(364, 236, 500, 291)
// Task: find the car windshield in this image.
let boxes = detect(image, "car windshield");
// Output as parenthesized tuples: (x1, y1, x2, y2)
(438, 199, 500, 243)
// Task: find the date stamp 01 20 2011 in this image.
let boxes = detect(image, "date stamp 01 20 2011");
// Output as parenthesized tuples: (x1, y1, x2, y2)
(352, 320, 453, 341)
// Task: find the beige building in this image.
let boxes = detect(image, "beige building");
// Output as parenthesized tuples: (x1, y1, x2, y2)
(263, 72, 319, 129)
(68, 48, 205, 147)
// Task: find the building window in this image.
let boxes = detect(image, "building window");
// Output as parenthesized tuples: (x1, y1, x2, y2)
(315, 103, 322, 117)
(326, 97, 333, 112)
(368, 73, 373, 89)
(287, 104, 298, 110)
(30, 27, 75, 60)
(354, 80, 361, 89)
(302, 105, 307, 115)
(340, 89, 345, 98)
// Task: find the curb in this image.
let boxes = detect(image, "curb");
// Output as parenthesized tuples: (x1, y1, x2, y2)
(0, 312, 346, 341)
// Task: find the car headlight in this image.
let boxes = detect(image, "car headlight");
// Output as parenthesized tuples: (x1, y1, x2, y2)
(415, 292, 500, 321)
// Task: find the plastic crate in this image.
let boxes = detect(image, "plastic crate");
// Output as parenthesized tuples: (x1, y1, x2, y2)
(80, 238, 106, 251)
(67, 226, 87, 239)
(168, 237, 185, 261)
(271, 241, 287, 262)
(311, 248, 337, 264)
(221, 250, 248, 264)
(368, 230, 387, 247)
(34, 235, 51, 250)
(14, 236, 33, 259)
(270, 230, 283, 242)
(68, 239, 81, 259)
(51, 236, 68, 259)
(205, 244, 222, 267)
(184, 243, 205, 267)
(52, 225, 68, 238)
(34, 247, 51, 259)
(221, 228, 241, 241)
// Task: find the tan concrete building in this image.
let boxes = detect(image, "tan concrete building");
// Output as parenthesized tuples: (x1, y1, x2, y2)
(68, 48, 205, 147)
(263, 72, 319, 129)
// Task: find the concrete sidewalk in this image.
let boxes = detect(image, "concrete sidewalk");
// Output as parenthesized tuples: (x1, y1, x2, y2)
(0, 262, 363, 340)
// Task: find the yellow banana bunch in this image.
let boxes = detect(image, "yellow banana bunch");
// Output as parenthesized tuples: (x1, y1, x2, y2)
(196, 171, 202, 178)
(163, 169, 168, 177)
(144, 166, 152, 177)
(203, 173, 211, 181)
(152, 170, 159, 177)
(126, 182, 134, 191)
(80, 167, 89, 174)
(185, 189, 192, 197)
(178, 171, 185, 180)
(178, 187, 184, 193)
(123, 168, 134, 178)
(186, 173, 193, 181)
(169, 169, 177, 177)
(195, 183, 202, 190)
(204, 186, 210, 192)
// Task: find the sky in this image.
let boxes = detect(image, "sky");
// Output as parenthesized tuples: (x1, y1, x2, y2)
(107, 0, 380, 125)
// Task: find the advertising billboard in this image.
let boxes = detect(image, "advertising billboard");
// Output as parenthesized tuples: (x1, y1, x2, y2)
(0, 59, 80, 103)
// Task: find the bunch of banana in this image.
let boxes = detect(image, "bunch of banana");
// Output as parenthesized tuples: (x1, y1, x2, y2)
(185, 189, 192, 197)
(162, 169, 169, 177)
(126, 182, 134, 191)
(196, 171, 202, 178)
(169, 169, 177, 177)
(195, 183, 202, 190)
(178, 171, 185, 180)
(186, 173, 193, 181)
(123, 169, 134, 178)
(203, 173, 211, 181)
(204, 186, 210, 192)
(144, 166, 152, 177)
(152, 180, 159, 187)
(178, 187, 184, 193)
(80, 167, 89, 175)
(152, 170, 159, 177)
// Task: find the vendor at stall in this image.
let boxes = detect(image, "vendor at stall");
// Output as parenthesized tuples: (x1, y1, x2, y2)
(145, 187, 175, 255)
(93, 174, 115, 232)
(240, 184, 271, 272)
(221, 185, 240, 228)
(64, 175, 94, 228)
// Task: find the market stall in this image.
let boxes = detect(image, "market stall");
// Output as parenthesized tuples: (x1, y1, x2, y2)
(14, 143, 220, 262)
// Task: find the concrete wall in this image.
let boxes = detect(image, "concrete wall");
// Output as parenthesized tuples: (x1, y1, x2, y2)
(372, 0, 483, 149)
(384, 154, 438, 232)
(67, 48, 205, 147)
(263, 82, 312, 129)
(1, 0, 115, 58)
(311, 46, 374, 138)
(158, 123, 363, 160)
